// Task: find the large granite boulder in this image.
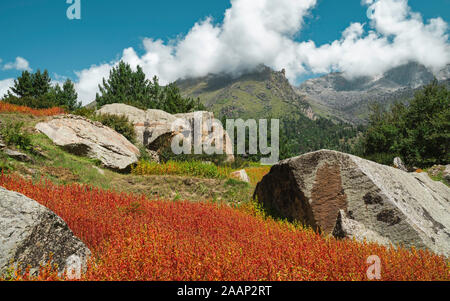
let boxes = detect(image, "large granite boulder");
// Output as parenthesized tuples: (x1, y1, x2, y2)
(35, 115, 140, 170)
(0, 187, 91, 277)
(254, 150, 450, 256)
(96, 103, 234, 162)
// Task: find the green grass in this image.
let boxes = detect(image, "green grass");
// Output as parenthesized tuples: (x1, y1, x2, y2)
(29, 133, 116, 189)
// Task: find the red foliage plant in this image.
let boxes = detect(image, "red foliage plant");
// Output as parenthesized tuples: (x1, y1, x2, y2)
(0, 173, 448, 281)
(0, 102, 64, 116)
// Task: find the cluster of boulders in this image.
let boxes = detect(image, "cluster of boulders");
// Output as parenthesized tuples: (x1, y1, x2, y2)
(255, 150, 450, 257)
(96, 103, 234, 163)
(33, 103, 234, 170)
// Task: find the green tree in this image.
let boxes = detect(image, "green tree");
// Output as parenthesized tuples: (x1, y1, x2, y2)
(95, 61, 152, 109)
(361, 80, 449, 167)
(8, 71, 34, 98)
(95, 61, 205, 114)
(31, 70, 52, 97)
(3, 70, 80, 111)
(57, 79, 81, 111)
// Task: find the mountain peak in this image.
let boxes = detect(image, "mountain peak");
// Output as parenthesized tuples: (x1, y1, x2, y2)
(177, 65, 313, 120)
(297, 62, 450, 124)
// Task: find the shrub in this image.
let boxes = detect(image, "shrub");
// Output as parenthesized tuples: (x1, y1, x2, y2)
(0, 101, 64, 116)
(132, 160, 232, 179)
(92, 113, 136, 144)
(0, 121, 32, 151)
(244, 166, 272, 185)
(71, 106, 96, 118)
(0, 173, 447, 281)
(72, 109, 137, 144)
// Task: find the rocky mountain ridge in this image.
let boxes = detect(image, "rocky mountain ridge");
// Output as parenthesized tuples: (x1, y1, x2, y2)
(296, 62, 450, 124)
(177, 65, 315, 120)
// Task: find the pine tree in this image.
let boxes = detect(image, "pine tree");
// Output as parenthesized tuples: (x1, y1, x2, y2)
(31, 70, 52, 98)
(60, 79, 80, 111)
(9, 71, 34, 98)
(95, 61, 206, 113)
(96, 61, 152, 109)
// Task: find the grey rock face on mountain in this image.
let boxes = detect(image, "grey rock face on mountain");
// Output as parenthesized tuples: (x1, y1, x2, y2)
(97, 103, 234, 162)
(0, 187, 91, 277)
(35, 115, 140, 170)
(254, 150, 450, 256)
(297, 62, 450, 124)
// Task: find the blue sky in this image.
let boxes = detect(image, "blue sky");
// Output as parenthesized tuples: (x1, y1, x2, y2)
(1, 0, 449, 103)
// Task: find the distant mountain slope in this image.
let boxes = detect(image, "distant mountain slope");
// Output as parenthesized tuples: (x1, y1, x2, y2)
(177, 65, 315, 120)
(296, 62, 450, 124)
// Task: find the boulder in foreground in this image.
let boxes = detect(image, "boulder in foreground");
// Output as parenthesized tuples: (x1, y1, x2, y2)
(36, 115, 140, 170)
(0, 187, 91, 277)
(254, 150, 450, 256)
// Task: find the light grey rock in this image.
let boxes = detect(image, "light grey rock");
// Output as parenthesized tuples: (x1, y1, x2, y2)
(35, 115, 140, 170)
(0, 187, 91, 277)
(444, 165, 450, 182)
(254, 150, 450, 256)
(97, 103, 234, 162)
(393, 157, 408, 172)
(332, 210, 393, 247)
(231, 169, 250, 183)
(3, 149, 33, 163)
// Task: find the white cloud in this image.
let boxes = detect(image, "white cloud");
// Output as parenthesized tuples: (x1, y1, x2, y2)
(0, 78, 14, 98)
(58, 0, 450, 104)
(74, 63, 112, 105)
(2, 57, 32, 71)
(299, 0, 450, 78)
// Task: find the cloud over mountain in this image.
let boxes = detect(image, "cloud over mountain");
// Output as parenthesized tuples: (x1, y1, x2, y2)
(69, 0, 450, 104)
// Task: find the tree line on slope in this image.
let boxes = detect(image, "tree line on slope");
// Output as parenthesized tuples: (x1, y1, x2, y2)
(0, 61, 205, 115)
(2, 70, 80, 111)
(95, 61, 205, 114)
(356, 80, 449, 168)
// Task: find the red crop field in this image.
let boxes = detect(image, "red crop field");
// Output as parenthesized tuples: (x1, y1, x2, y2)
(0, 173, 448, 281)
(0, 102, 64, 116)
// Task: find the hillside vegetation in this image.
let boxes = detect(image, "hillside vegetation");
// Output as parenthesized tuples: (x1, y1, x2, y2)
(1, 173, 447, 281)
(177, 65, 311, 120)
(358, 80, 449, 167)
